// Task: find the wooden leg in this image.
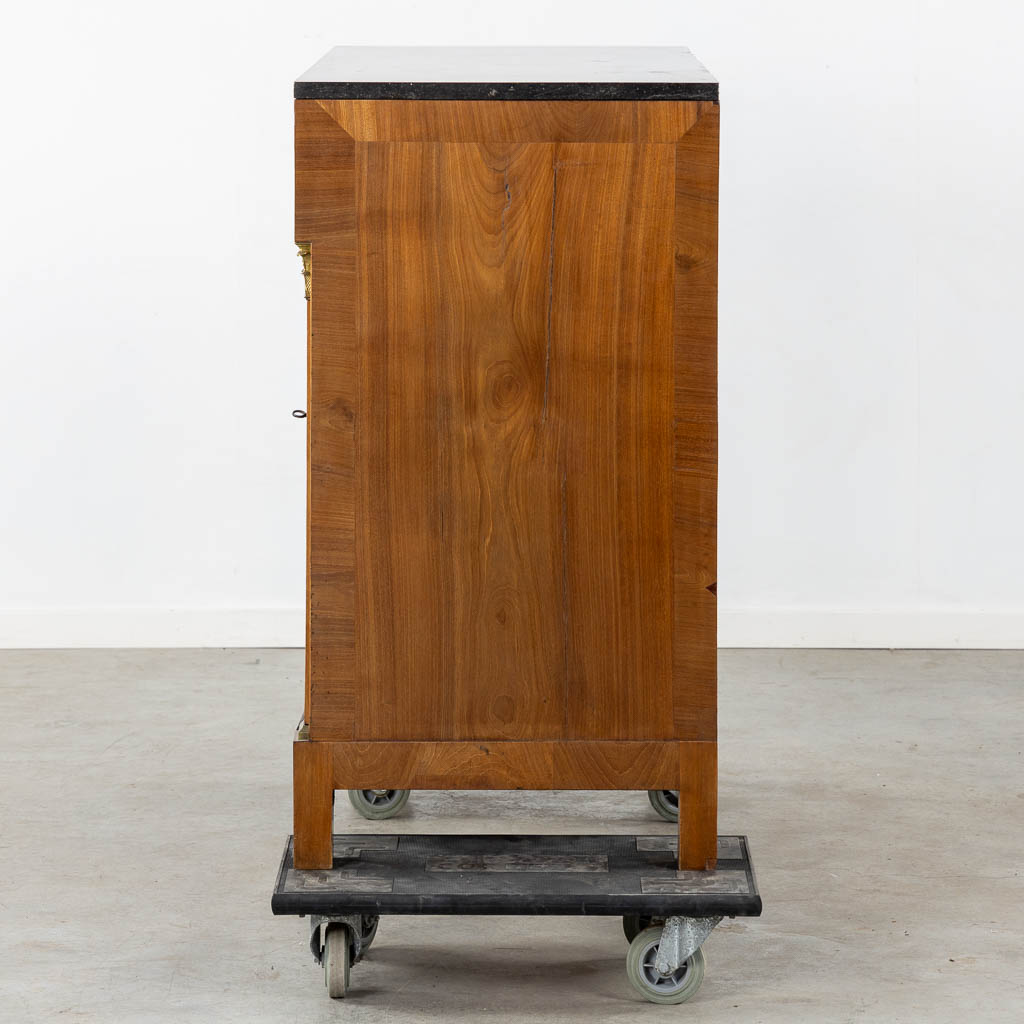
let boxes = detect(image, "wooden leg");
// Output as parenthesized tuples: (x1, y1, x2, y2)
(678, 740, 717, 870)
(293, 740, 334, 869)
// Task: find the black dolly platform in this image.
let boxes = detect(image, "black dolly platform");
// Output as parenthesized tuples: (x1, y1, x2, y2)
(272, 833, 762, 1003)
(273, 832, 761, 917)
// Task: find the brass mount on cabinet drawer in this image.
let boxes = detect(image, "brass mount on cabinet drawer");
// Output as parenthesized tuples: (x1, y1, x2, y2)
(297, 242, 311, 300)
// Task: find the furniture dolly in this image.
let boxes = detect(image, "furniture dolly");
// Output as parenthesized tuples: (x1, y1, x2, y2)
(274, 46, 762, 1004)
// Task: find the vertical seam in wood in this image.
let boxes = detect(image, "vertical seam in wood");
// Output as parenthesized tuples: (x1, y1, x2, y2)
(561, 467, 569, 738)
(541, 158, 558, 425)
(305, 265, 312, 727)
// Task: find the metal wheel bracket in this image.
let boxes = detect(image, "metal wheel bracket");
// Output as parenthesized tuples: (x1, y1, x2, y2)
(309, 914, 365, 965)
(653, 915, 721, 975)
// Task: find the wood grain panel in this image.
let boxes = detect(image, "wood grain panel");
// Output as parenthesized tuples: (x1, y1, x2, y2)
(554, 143, 676, 740)
(552, 740, 680, 788)
(308, 237, 357, 739)
(441, 143, 566, 739)
(354, 140, 566, 740)
(355, 141, 445, 739)
(295, 101, 354, 241)
(328, 740, 681, 789)
(296, 101, 359, 741)
(672, 103, 719, 742)
(298, 99, 719, 763)
(318, 99, 699, 143)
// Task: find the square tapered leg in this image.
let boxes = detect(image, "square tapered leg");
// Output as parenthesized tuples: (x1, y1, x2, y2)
(679, 741, 717, 870)
(293, 740, 334, 869)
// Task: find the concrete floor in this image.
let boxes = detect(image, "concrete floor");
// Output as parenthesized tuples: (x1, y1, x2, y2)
(0, 649, 1021, 1023)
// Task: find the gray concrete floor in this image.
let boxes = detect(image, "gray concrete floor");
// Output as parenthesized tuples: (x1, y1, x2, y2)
(0, 649, 1021, 1022)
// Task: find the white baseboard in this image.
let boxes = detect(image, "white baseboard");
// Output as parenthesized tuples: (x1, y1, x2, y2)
(718, 608, 1024, 649)
(0, 608, 305, 649)
(0, 606, 1019, 650)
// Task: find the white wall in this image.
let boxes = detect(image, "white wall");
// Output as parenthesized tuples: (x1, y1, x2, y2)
(1, 2, 1021, 648)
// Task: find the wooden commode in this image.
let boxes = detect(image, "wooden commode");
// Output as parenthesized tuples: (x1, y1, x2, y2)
(292, 47, 720, 872)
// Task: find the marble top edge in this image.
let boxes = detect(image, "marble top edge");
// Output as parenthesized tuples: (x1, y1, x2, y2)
(295, 46, 717, 100)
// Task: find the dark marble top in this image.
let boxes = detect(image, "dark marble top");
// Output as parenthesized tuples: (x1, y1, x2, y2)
(295, 47, 717, 101)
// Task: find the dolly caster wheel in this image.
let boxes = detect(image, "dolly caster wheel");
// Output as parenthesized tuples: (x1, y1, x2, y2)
(622, 914, 658, 943)
(358, 914, 379, 952)
(647, 789, 679, 822)
(347, 788, 411, 819)
(626, 927, 706, 1004)
(323, 925, 351, 999)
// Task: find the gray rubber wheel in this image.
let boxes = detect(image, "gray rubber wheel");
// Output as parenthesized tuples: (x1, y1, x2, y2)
(622, 915, 657, 943)
(358, 914, 379, 953)
(323, 925, 351, 999)
(647, 789, 680, 822)
(626, 927, 706, 1004)
(347, 788, 411, 820)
